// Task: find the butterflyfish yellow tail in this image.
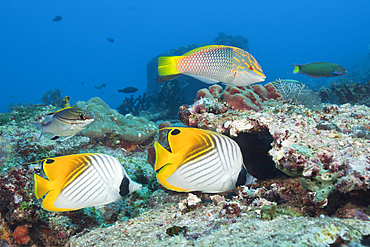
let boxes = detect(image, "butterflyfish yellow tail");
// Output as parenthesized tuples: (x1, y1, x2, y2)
(293, 65, 300, 73)
(34, 174, 51, 200)
(158, 56, 181, 77)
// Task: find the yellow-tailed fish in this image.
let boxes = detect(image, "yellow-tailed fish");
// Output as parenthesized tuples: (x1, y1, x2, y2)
(61, 96, 71, 108)
(158, 45, 265, 87)
(31, 107, 94, 141)
(153, 127, 249, 193)
(293, 62, 347, 78)
(33, 153, 142, 212)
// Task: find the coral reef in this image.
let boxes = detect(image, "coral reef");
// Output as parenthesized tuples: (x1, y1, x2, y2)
(67, 188, 370, 246)
(76, 97, 157, 142)
(179, 97, 370, 205)
(196, 83, 283, 112)
(319, 80, 370, 106)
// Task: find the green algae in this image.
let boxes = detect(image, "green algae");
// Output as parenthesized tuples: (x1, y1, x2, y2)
(291, 144, 313, 158)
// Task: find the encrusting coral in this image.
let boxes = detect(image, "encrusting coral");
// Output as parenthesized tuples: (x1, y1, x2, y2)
(179, 96, 370, 206)
(196, 83, 283, 112)
(76, 97, 157, 142)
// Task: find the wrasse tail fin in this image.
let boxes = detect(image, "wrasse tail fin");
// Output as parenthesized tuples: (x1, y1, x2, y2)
(158, 56, 181, 77)
(293, 65, 301, 74)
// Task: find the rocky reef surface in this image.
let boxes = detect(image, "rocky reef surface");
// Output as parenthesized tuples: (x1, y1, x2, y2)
(1, 94, 370, 246)
(179, 94, 370, 206)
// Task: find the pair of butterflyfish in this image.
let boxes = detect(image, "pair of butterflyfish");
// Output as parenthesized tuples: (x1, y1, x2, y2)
(33, 153, 142, 212)
(153, 127, 250, 193)
(158, 45, 266, 87)
(31, 107, 94, 141)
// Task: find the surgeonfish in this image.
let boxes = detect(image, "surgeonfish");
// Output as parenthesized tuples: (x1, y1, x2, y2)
(153, 127, 249, 193)
(293, 62, 347, 78)
(31, 107, 94, 141)
(33, 153, 142, 212)
(158, 45, 265, 87)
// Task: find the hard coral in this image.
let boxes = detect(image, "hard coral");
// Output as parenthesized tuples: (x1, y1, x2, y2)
(76, 97, 157, 142)
(195, 83, 283, 112)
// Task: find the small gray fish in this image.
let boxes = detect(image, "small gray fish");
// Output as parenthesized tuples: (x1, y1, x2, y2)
(118, 87, 138, 93)
(52, 15, 62, 22)
(31, 107, 94, 141)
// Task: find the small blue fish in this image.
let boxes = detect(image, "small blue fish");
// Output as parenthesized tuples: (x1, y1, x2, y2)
(31, 107, 94, 141)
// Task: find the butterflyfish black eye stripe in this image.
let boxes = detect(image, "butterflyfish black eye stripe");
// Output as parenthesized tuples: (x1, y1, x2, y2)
(171, 129, 181, 135)
(33, 153, 142, 212)
(154, 127, 251, 193)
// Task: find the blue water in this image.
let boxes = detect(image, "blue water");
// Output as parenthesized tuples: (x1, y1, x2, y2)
(1, 0, 370, 112)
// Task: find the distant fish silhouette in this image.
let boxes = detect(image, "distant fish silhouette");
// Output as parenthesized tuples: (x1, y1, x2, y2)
(107, 37, 115, 43)
(118, 87, 138, 93)
(52, 15, 62, 22)
(94, 84, 106, 89)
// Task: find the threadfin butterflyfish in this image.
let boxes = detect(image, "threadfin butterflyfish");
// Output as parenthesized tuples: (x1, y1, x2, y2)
(152, 127, 250, 193)
(158, 45, 265, 87)
(293, 62, 347, 78)
(33, 153, 142, 212)
(30, 107, 94, 141)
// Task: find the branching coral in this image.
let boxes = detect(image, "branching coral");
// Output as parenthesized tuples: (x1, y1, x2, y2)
(273, 78, 322, 109)
(41, 88, 62, 106)
(117, 93, 151, 116)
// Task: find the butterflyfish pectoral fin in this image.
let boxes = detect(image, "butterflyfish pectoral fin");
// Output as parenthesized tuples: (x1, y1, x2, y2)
(34, 174, 51, 200)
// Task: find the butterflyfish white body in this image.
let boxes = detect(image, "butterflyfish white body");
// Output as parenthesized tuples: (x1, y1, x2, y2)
(153, 127, 249, 193)
(33, 153, 142, 212)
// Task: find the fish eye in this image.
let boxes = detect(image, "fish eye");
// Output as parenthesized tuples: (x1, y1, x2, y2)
(171, 129, 181, 135)
(79, 114, 86, 120)
(249, 65, 255, 71)
(45, 159, 55, 164)
(232, 69, 237, 75)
